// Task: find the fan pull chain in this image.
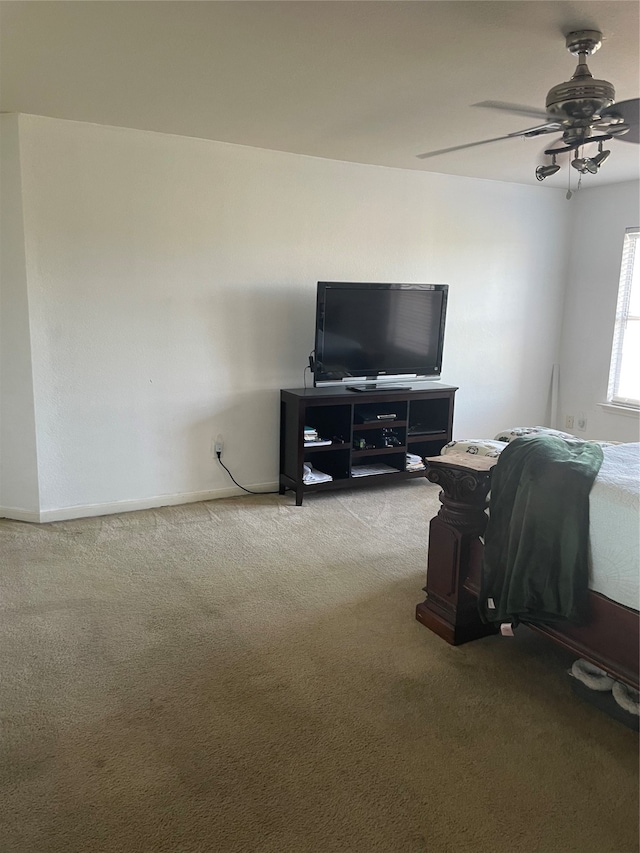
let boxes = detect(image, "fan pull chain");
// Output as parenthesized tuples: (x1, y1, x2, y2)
(577, 145, 584, 191)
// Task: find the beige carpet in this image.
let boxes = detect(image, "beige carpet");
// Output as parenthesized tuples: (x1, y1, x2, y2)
(1, 480, 638, 853)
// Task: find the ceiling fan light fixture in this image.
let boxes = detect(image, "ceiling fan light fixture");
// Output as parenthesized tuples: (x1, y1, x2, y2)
(571, 153, 600, 174)
(591, 141, 611, 169)
(536, 156, 561, 181)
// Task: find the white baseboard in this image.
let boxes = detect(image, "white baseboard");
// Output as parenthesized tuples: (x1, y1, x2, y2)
(0, 506, 42, 523)
(0, 482, 280, 524)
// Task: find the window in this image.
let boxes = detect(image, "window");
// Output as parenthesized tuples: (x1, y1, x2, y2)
(608, 227, 640, 408)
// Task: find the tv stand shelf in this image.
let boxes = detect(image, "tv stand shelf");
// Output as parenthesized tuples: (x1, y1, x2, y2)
(279, 384, 457, 505)
(355, 419, 408, 430)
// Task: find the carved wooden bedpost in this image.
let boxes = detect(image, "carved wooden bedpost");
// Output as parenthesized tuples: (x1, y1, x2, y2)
(416, 455, 499, 644)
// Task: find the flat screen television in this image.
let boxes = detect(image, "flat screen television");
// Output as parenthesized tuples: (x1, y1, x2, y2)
(313, 282, 448, 387)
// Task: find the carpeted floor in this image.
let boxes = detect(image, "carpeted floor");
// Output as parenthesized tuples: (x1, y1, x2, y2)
(1, 480, 638, 853)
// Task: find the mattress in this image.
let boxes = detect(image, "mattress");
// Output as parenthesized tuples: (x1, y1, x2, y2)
(589, 442, 640, 611)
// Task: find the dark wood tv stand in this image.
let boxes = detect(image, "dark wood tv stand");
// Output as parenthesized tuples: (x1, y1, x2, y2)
(279, 384, 457, 505)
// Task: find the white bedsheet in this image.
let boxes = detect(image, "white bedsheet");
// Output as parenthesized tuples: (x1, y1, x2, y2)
(589, 442, 640, 610)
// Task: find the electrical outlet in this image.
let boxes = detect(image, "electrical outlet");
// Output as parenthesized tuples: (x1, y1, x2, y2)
(214, 434, 224, 455)
(565, 415, 574, 430)
(576, 414, 587, 432)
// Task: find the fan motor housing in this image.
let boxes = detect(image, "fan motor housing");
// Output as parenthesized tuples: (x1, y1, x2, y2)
(546, 78, 615, 119)
(547, 29, 615, 120)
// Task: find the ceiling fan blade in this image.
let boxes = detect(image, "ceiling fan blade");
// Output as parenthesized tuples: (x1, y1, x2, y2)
(510, 121, 564, 137)
(417, 134, 518, 159)
(417, 123, 560, 160)
(601, 98, 640, 144)
(472, 100, 551, 121)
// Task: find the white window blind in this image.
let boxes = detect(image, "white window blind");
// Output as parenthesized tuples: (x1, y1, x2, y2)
(608, 227, 640, 408)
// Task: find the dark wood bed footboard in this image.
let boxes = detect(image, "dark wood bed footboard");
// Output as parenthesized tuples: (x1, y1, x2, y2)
(415, 455, 498, 645)
(416, 454, 640, 690)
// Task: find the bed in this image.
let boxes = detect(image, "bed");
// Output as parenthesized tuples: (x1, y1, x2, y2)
(415, 428, 640, 690)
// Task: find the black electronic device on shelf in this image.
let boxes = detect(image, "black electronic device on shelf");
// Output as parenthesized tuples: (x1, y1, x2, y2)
(313, 282, 448, 389)
(354, 406, 397, 423)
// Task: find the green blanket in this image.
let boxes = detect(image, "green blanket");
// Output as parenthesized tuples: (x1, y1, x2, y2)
(479, 434, 604, 626)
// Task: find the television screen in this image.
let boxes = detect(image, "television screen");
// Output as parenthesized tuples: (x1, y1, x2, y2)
(314, 282, 448, 385)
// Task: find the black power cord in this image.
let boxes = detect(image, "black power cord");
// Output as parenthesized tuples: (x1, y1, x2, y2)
(216, 451, 279, 496)
(217, 350, 316, 493)
(303, 365, 313, 389)
(304, 351, 315, 388)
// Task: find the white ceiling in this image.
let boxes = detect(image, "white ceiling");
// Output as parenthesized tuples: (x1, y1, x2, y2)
(1, 1, 638, 189)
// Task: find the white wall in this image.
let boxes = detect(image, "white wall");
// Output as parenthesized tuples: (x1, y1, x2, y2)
(558, 180, 640, 443)
(0, 115, 40, 517)
(4, 114, 572, 519)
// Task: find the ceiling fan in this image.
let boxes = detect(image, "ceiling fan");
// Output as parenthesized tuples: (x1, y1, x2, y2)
(417, 29, 639, 182)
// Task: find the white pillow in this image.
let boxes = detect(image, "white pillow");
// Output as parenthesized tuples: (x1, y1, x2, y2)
(493, 426, 579, 443)
(441, 439, 506, 458)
